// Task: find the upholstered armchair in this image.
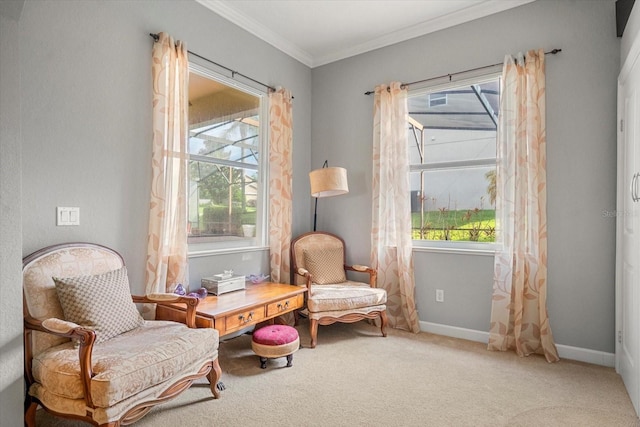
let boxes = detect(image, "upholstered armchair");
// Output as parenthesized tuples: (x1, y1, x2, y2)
(23, 243, 222, 427)
(290, 232, 387, 348)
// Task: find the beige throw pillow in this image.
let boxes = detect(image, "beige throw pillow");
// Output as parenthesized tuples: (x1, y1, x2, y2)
(53, 266, 144, 344)
(303, 247, 346, 284)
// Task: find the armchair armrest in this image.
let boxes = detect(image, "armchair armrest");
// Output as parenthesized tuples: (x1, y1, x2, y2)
(25, 315, 96, 342)
(132, 294, 200, 328)
(345, 264, 378, 287)
(296, 267, 312, 287)
(24, 315, 97, 408)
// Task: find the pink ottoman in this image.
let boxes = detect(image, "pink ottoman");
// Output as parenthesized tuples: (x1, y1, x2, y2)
(251, 325, 300, 369)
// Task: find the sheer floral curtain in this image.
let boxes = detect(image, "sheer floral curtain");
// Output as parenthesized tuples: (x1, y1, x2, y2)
(488, 49, 559, 362)
(144, 32, 189, 312)
(371, 82, 420, 333)
(268, 88, 293, 284)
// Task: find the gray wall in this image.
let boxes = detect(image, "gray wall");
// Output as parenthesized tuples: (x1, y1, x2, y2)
(0, 1, 25, 426)
(311, 0, 620, 353)
(19, 0, 312, 294)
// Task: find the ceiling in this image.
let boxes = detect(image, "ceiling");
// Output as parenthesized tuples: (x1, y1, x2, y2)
(196, 0, 536, 68)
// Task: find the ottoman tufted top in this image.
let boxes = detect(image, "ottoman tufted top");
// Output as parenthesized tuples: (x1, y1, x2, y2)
(252, 325, 299, 346)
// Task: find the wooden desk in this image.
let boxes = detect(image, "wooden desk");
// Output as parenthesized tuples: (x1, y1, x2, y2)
(156, 282, 306, 337)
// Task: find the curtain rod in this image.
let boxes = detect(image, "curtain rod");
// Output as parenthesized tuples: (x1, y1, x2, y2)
(150, 33, 276, 93)
(364, 48, 562, 95)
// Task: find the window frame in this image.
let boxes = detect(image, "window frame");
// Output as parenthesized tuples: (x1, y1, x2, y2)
(186, 62, 269, 255)
(408, 72, 501, 254)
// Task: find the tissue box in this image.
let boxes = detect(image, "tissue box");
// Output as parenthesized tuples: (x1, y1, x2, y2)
(201, 275, 246, 295)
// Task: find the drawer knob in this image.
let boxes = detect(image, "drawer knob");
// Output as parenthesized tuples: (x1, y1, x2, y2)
(238, 312, 254, 323)
(277, 301, 290, 311)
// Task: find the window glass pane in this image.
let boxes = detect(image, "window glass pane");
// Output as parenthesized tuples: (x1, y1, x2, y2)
(408, 76, 499, 245)
(410, 167, 496, 242)
(187, 67, 263, 244)
(188, 161, 257, 237)
(408, 129, 496, 166)
(190, 117, 259, 165)
(408, 81, 499, 164)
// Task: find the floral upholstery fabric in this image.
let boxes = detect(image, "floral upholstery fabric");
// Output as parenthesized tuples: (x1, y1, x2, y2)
(31, 320, 219, 407)
(23, 245, 125, 356)
(306, 283, 387, 313)
(303, 247, 346, 284)
(53, 267, 144, 344)
(24, 242, 222, 426)
(29, 355, 212, 425)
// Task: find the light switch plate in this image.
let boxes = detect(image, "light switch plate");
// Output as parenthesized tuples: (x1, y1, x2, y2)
(57, 207, 80, 226)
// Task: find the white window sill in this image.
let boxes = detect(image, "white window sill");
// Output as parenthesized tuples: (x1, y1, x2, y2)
(412, 243, 497, 257)
(188, 246, 269, 258)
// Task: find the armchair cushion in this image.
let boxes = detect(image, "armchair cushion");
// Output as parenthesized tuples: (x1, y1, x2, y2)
(303, 247, 346, 284)
(306, 283, 387, 312)
(31, 320, 218, 408)
(53, 266, 144, 344)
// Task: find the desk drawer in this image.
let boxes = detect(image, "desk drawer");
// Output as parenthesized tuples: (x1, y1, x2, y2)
(225, 307, 266, 332)
(266, 294, 304, 317)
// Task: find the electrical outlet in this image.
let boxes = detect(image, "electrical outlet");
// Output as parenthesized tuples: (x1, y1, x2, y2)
(436, 289, 444, 303)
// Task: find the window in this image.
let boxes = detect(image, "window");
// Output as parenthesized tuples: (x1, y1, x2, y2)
(428, 92, 447, 107)
(408, 74, 500, 249)
(187, 63, 268, 251)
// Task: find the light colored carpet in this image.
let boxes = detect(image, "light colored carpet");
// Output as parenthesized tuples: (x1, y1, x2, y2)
(37, 319, 640, 426)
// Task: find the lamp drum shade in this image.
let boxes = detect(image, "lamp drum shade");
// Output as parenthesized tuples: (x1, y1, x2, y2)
(309, 167, 349, 198)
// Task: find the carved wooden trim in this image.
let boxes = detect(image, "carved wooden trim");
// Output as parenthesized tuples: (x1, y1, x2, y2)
(309, 310, 387, 348)
(25, 359, 220, 427)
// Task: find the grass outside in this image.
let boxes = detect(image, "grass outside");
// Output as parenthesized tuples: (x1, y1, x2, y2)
(412, 209, 496, 242)
(192, 205, 257, 236)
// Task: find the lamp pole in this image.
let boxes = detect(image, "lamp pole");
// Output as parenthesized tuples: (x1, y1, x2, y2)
(312, 160, 328, 232)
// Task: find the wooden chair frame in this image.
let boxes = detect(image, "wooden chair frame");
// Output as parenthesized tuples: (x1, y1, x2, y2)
(291, 231, 388, 348)
(23, 243, 222, 427)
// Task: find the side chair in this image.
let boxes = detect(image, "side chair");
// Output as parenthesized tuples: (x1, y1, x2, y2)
(290, 231, 388, 348)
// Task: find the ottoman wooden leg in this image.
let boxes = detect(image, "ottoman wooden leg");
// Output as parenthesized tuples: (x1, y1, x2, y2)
(286, 354, 293, 367)
(260, 357, 268, 369)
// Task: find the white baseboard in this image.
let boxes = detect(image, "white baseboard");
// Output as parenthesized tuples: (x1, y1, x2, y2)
(419, 321, 615, 368)
(420, 320, 491, 343)
(554, 343, 616, 367)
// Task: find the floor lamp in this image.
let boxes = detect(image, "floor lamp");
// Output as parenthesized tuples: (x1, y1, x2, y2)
(309, 160, 349, 231)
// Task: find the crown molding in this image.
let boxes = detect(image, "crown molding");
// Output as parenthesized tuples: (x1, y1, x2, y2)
(196, 0, 314, 67)
(312, 0, 537, 67)
(197, 0, 536, 69)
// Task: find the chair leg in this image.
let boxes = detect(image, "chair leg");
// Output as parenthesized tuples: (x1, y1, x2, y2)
(309, 318, 318, 348)
(380, 310, 388, 337)
(206, 358, 223, 398)
(24, 399, 37, 427)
